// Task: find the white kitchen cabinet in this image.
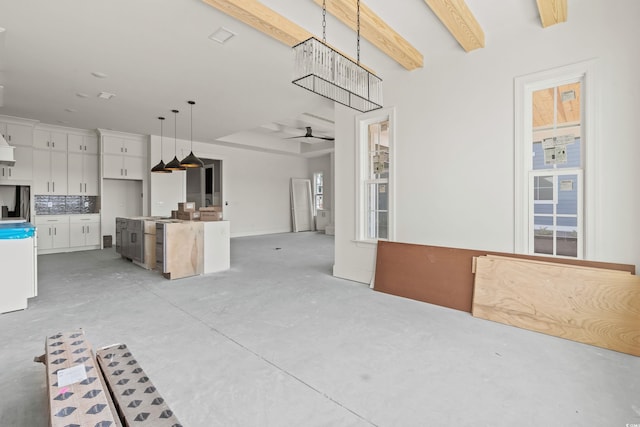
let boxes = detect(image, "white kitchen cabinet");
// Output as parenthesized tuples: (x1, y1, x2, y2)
(35, 215, 70, 251)
(103, 152, 145, 180)
(103, 136, 145, 157)
(69, 214, 100, 247)
(0, 145, 33, 183)
(0, 122, 33, 146)
(102, 135, 146, 180)
(33, 129, 68, 151)
(68, 133, 98, 154)
(33, 149, 68, 194)
(68, 134, 99, 195)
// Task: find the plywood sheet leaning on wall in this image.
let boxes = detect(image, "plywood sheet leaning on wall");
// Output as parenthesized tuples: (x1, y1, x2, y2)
(374, 240, 635, 313)
(472, 256, 640, 357)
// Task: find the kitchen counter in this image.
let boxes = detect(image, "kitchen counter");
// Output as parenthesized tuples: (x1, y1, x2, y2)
(0, 221, 37, 313)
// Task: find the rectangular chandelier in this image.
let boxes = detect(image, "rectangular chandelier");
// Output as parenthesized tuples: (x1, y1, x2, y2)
(292, 37, 383, 113)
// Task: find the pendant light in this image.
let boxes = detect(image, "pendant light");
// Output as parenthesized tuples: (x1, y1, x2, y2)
(180, 100, 204, 168)
(164, 109, 185, 171)
(292, 0, 382, 112)
(151, 116, 172, 173)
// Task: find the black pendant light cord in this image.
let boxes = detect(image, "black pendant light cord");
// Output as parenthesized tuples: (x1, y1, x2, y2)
(159, 116, 165, 158)
(357, 0, 361, 64)
(189, 100, 195, 151)
(173, 109, 179, 157)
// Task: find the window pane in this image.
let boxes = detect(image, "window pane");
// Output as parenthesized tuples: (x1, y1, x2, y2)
(377, 211, 388, 240)
(361, 115, 391, 241)
(534, 176, 553, 201)
(534, 204, 553, 214)
(534, 225, 553, 255)
(532, 82, 582, 171)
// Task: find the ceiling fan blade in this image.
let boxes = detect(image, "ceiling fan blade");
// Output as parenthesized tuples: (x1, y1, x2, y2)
(283, 126, 334, 141)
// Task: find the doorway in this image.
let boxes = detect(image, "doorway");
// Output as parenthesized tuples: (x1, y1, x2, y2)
(186, 158, 222, 209)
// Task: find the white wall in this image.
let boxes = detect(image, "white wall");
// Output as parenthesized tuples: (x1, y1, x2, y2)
(102, 179, 143, 239)
(334, 0, 640, 283)
(149, 135, 309, 237)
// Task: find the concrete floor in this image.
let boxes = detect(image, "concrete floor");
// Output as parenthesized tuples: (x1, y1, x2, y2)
(1, 232, 638, 427)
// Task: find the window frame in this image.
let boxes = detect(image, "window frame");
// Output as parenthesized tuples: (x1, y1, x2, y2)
(355, 107, 396, 243)
(515, 60, 599, 258)
(313, 171, 324, 214)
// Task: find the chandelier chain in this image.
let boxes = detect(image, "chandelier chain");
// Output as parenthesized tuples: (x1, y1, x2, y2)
(356, 0, 361, 64)
(322, 0, 327, 43)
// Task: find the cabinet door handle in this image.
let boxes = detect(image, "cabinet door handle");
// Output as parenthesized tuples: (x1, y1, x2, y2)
(52, 182, 55, 192)
(80, 183, 83, 192)
(49, 228, 51, 236)
(87, 226, 90, 233)
(84, 183, 87, 192)
(52, 141, 55, 148)
(54, 227, 56, 236)
(47, 182, 50, 192)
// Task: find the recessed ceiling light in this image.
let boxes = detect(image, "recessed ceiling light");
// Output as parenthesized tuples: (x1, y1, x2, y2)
(91, 71, 108, 79)
(0, 27, 6, 33)
(97, 91, 116, 100)
(208, 27, 236, 44)
(76, 92, 89, 98)
(65, 108, 77, 113)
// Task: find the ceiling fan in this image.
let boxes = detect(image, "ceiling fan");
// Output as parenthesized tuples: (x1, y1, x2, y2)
(287, 126, 334, 141)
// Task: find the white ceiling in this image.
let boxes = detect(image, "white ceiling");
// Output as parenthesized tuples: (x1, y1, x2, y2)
(0, 0, 542, 155)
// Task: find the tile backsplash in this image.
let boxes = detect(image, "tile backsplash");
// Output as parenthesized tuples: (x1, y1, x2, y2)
(35, 195, 99, 215)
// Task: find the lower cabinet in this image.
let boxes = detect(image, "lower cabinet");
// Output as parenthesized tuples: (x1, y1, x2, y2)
(69, 215, 101, 247)
(35, 214, 101, 253)
(35, 215, 70, 251)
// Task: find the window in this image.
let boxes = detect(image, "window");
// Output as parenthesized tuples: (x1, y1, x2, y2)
(356, 108, 395, 242)
(515, 60, 598, 259)
(313, 172, 323, 212)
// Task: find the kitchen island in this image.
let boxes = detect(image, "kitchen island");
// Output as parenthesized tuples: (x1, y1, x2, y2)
(116, 217, 230, 280)
(0, 219, 37, 314)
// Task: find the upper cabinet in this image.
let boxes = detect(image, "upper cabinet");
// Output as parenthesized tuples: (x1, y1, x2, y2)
(102, 134, 147, 180)
(67, 133, 99, 195)
(0, 121, 34, 146)
(0, 117, 36, 185)
(33, 129, 68, 151)
(33, 126, 68, 195)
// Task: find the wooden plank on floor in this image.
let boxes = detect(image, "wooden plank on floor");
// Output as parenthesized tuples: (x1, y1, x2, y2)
(373, 241, 636, 313)
(472, 256, 640, 357)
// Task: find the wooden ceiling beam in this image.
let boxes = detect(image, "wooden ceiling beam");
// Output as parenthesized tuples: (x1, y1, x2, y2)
(423, 0, 484, 52)
(536, 0, 567, 28)
(312, 0, 423, 71)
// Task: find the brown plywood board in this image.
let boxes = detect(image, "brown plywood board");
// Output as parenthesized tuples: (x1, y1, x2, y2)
(45, 330, 121, 427)
(472, 256, 640, 356)
(374, 241, 635, 313)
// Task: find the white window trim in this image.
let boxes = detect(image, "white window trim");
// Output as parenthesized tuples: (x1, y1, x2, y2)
(354, 107, 396, 243)
(514, 59, 599, 258)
